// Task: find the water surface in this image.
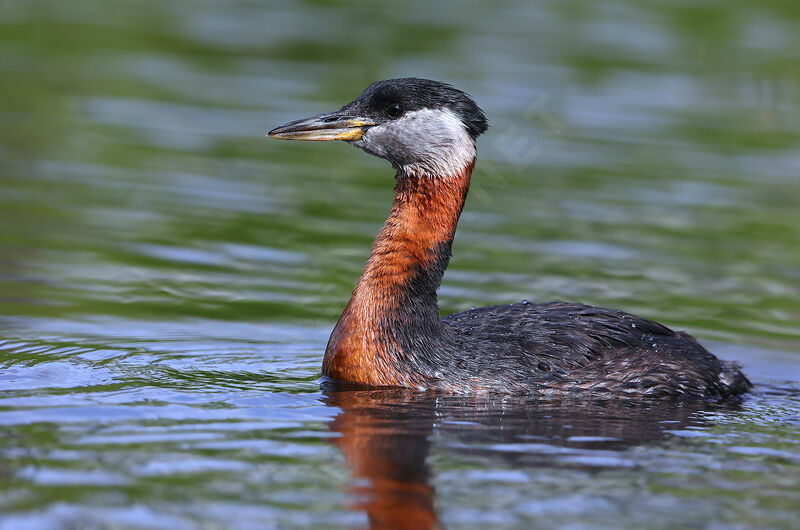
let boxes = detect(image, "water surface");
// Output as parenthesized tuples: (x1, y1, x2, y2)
(1, 0, 799, 528)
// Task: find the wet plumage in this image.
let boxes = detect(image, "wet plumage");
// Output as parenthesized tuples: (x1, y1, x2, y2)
(440, 302, 750, 397)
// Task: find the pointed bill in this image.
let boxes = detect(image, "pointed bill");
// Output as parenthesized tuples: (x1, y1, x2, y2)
(267, 111, 375, 141)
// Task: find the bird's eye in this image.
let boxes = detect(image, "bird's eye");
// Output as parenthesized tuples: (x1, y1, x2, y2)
(387, 103, 403, 118)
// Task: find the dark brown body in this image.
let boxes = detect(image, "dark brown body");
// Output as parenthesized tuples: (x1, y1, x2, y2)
(323, 162, 752, 399)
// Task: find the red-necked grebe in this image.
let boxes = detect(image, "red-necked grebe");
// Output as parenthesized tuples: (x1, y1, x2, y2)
(268, 78, 751, 399)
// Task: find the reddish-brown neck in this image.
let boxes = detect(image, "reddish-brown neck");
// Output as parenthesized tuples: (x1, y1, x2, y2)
(323, 162, 474, 386)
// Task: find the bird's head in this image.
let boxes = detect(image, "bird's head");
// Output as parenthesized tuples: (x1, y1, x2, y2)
(268, 78, 488, 178)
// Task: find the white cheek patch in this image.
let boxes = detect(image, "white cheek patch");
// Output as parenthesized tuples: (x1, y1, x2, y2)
(354, 108, 476, 178)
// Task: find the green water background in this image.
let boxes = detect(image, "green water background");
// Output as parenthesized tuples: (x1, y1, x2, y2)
(1, 1, 799, 528)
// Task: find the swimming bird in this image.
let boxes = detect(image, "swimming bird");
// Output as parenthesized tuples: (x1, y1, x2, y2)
(268, 78, 751, 399)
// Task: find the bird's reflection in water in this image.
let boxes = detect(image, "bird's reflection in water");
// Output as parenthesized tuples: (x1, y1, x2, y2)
(324, 386, 439, 530)
(322, 384, 741, 530)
